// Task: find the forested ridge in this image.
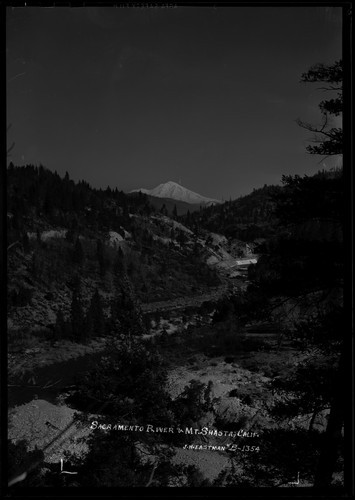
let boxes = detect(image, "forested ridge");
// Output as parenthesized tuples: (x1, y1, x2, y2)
(7, 163, 223, 342)
(180, 183, 282, 242)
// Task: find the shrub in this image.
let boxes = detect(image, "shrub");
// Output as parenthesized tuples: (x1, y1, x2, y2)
(211, 321, 245, 355)
(8, 439, 45, 487)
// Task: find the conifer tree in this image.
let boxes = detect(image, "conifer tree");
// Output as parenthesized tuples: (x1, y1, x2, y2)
(295, 60, 344, 488)
(113, 248, 125, 286)
(70, 279, 85, 342)
(296, 60, 342, 157)
(54, 308, 66, 340)
(72, 238, 84, 265)
(84, 307, 94, 341)
(88, 289, 105, 337)
(110, 269, 146, 338)
(96, 239, 106, 276)
(160, 204, 168, 216)
(22, 232, 30, 253)
(186, 209, 192, 226)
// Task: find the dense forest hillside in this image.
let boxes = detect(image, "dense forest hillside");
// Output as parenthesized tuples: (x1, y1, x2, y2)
(180, 184, 282, 242)
(7, 164, 225, 342)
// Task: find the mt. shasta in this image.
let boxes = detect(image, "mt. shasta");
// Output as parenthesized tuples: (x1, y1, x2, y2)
(130, 181, 221, 206)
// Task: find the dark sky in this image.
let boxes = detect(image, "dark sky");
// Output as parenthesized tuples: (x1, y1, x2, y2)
(6, 6, 342, 200)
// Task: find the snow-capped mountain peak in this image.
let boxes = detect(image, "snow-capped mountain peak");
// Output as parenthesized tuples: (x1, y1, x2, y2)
(130, 181, 221, 205)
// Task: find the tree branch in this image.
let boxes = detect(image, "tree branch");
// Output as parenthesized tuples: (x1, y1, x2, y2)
(295, 118, 339, 140)
(7, 241, 21, 252)
(7, 142, 15, 157)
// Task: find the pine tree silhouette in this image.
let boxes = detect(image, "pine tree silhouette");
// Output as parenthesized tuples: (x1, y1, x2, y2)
(72, 238, 84, 265)
(70, 279, 85, 342)
(88, 289, 105, 337)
